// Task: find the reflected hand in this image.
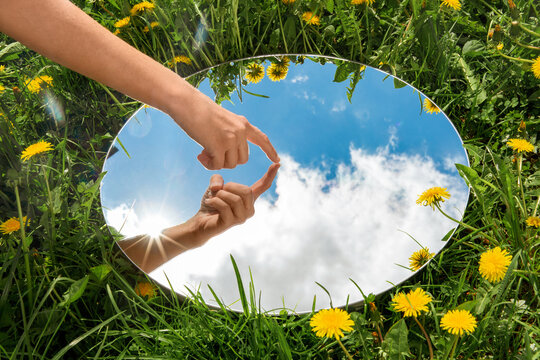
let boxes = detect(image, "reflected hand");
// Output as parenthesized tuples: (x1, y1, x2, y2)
(168, 90, 280, 170)
(191, 163, 280, 243)
(118, 163, 279, 273)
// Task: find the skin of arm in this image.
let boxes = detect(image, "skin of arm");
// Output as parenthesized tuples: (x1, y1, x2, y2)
(118, 163, 280, 273)
(0, 0, 279, 170)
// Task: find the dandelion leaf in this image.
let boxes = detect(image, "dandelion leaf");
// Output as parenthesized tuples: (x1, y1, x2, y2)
(382, 318, 411, 360)
(59, 275, 89, 307)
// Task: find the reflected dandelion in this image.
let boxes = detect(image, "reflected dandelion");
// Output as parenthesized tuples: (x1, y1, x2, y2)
(245, 63, 265, 83)
(267, 63, 288, 82)
(423, 98, 440, 114)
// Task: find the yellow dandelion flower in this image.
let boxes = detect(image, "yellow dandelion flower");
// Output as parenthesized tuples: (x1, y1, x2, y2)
(479, 247, 512, 283)
(113, 29, 121, 35)
(130, 1, 155, 16)
(440, 309, 477, 336)
(276, 56, 290, 68)
(169, 55, 192, 67)
(39, 75, 53, 87)
(441, 0, 461, 10)
(351, 0, 375, 5)
(245, 63, 265, 84)
(302, 12, 321, 25)
(416, 187, 451, 207)
(0, 65, 5, 72)
(20, 140, 53, 161)
(0, 84, 5, 94)
(409, 248, 435, 271)
(496, 42, 504, 51)
(135, 281, 156, 298)
(310, 308, 354, 339)
(423, 98, 441, 114)
(24, 75, 54, 94)
(391, 288, 432, 317)
(142, 21, 159, 32)
(507, 138, 534, 153)
(114, 16, 131, 28)
(0, 216, 27, 235)
(526, 216, 540, 228)
(267, 63, 288, 82)
(532, 56, 540, 79)
(282, 0, 296, 4)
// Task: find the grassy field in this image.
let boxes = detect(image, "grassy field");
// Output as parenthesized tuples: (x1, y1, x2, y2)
(0, 0, 539, 358)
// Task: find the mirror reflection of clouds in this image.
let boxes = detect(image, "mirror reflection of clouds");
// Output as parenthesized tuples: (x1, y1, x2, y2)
(151, 142, 468, 313)
(101, 57, 469, 313)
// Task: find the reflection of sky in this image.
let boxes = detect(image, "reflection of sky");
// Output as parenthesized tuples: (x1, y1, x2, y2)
(100, 58, 469, 312)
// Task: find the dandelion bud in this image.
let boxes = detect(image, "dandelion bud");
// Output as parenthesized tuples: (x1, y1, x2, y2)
(510, 21, 520, 37)
(492, 25, 503, 42)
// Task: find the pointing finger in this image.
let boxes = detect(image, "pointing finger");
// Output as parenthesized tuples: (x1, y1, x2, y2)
(251, 163, 280, 200)
(246, 124, 280, 164)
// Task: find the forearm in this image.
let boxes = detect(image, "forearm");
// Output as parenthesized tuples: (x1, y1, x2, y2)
(118, 217, 204, 273)
(0, 0, 197, 117)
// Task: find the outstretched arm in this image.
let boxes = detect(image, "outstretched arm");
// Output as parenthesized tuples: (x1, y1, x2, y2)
(118, 163, 280, 273)
(0, 0, 279, 169)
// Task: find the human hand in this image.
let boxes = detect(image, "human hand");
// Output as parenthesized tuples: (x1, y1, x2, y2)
(167, 89, 280, 170)
(191, 163, 280, 243)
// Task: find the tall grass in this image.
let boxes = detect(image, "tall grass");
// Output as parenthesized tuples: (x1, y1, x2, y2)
(0, 0, 538, 358)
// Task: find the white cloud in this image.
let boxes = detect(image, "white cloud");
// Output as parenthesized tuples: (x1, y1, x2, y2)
(331, 100, 346, 112)
(150, 145, 468, 313)
(291, 74, 309, 83)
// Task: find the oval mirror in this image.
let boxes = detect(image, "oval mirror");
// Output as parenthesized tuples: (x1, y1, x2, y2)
(100, 55, 470, 314)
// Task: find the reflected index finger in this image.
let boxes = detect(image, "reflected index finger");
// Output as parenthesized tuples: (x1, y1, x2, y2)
(246, 124, 280, 163)
(251, 163, 280, 200)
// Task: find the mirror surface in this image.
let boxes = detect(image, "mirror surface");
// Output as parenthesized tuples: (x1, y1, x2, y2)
(101, 55, 469, 313)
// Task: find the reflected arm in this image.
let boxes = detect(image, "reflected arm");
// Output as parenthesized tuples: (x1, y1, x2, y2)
(117, 164, 279, 273)
(118, 218, 204, 273)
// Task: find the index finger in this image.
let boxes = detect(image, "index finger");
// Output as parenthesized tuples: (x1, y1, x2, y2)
(251, 163, 280, 200)
(246, 124, 280, 163)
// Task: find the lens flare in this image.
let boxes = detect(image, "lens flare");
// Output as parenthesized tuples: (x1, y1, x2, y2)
(194, 20, 208, 49)
(43, 90, 65, 125)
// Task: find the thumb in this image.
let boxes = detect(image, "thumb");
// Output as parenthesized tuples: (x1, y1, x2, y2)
(197, 150, 212, 169)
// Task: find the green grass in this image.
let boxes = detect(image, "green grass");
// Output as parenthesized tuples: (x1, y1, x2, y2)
(0, 0, 539, 358)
